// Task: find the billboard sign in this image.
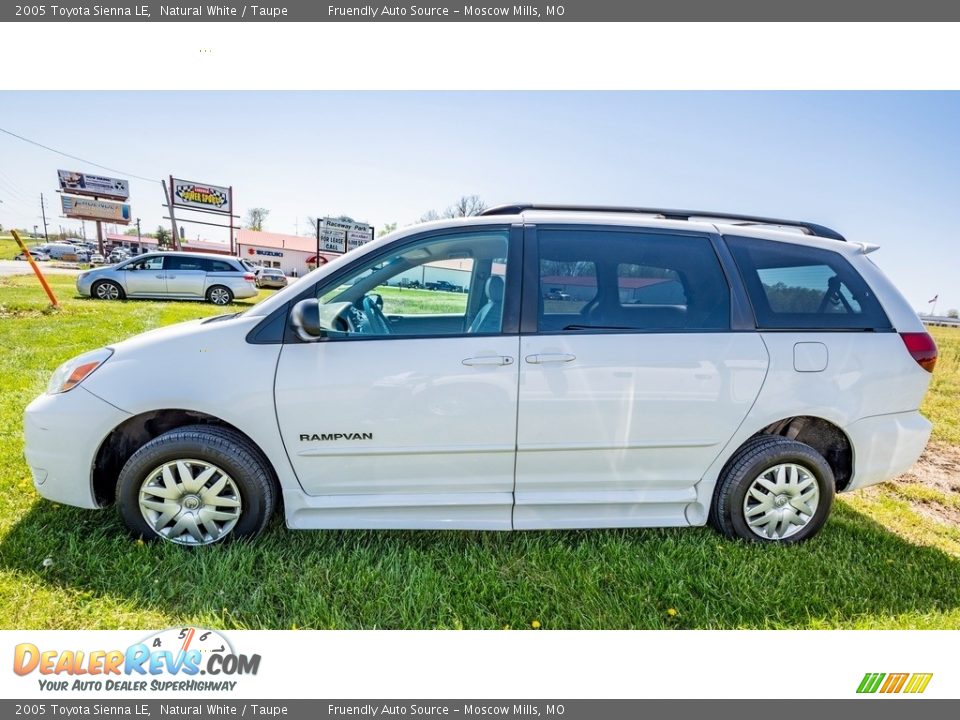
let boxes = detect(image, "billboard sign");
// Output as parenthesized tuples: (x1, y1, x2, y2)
(318, 217, 373, 254)
(61, 195, 132, 224)
(172, 178, 232, 214)
(57, 170, 129, 200)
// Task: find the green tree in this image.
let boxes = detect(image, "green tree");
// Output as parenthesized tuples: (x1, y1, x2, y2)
(418, 195, 487, 223)
(245, 208, 270, 232)
(155, 226, 171, 249)
(378, 222, 398, 237)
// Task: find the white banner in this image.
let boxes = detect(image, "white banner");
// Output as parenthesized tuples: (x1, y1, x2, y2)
(1, 630, 956, 699)
(61, 195, 132, 224)
(58, 170, 129, 200)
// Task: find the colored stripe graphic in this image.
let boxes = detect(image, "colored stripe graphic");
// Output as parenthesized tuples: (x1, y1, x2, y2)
(857, 673, 885, 693)
(903, 673, 933, 694)
(857, 672, 932, 694)
(880, 673, 909, 693)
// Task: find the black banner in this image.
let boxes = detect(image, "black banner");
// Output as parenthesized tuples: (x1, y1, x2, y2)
(4, 0, 960, 22)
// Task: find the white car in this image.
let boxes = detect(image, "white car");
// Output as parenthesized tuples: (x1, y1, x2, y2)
(23, 205, 937, 546)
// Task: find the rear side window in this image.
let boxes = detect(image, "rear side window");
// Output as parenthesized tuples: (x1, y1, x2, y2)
(164, 256, 205, 271)
(726, 236, 890, 330)
(205, 259, 236, 272)
(538, 229, 730, 332)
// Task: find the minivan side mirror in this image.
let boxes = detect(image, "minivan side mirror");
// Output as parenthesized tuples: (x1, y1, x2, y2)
(290, 298, 324, 340)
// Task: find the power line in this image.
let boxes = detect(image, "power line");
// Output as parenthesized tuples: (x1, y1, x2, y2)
(0, 125, 156, 183)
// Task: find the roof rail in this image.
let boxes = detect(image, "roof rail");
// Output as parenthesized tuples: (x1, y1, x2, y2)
(480, 204, 846, 242)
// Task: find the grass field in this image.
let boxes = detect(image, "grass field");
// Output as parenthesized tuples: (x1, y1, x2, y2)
(1, 273, 959, 629)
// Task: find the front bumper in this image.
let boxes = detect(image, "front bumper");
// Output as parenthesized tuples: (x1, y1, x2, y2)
(76, 273, 95, 297)
(23, 387, 131, 509)
(844, 410, 932, 491)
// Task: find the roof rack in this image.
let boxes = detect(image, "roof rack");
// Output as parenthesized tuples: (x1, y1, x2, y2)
(480, 204, 846, 242)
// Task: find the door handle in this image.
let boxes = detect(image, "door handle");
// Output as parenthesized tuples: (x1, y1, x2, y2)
(525, 353, 576, 364)
(155, 274, 165, 279)
(462, 356, 514, 367)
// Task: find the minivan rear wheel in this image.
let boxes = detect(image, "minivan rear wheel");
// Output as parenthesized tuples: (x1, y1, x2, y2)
(206, 285, 233, 305)
(709, 435, 834, 543)
(92, 280, 124, 301)
(115, 425, 276, 546)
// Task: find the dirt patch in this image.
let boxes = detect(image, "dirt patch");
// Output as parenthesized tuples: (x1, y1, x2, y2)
(890, 442, 960, 527)
(896, 442, 960, 494)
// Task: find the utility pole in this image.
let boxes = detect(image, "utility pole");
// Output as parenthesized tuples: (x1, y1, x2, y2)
(39, 193, 49, 240)
(163, 177, 181, 250)
(136, 217, 142, 252)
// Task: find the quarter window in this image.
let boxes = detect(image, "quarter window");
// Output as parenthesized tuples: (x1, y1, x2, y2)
(726, 235, 891, 330)
(537, 229, 730, 332)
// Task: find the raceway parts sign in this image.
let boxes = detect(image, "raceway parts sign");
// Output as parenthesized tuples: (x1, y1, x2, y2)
(172, 178, 232, 214)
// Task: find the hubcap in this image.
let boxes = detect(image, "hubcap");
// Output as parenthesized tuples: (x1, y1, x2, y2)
(138, 459, 242, 545)
(742, 462, 820, 540)
(96, 283, 119, 300)
(210, 288, 230, 305)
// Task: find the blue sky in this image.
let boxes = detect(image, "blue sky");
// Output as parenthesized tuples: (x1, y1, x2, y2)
(0, 91, 957, 313)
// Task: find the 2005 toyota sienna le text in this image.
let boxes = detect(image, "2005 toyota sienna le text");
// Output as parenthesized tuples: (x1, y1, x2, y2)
(23, 205, 938, 546)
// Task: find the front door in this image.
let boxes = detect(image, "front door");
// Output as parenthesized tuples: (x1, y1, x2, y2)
(514, 225, 769, 529)
(274, 226, 521, 529)
(123, 255, 166, 296)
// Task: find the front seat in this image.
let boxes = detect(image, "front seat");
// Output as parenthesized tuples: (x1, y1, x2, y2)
(467, 276, 505, 333)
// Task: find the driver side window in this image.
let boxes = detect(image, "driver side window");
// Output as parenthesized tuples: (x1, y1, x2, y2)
(314, 230, 510, 338)
(127, 256, 163, 271)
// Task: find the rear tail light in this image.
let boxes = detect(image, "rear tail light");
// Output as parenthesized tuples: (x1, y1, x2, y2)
(900, 331, 938, 372)
(243, 273, 256, 282)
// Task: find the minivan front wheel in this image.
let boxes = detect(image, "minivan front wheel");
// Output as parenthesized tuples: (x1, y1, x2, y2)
(709, 436, 834, 543)
(93, 280, 124, 301)
(116, 425, 276, 546)
(206, 286, 233, 305)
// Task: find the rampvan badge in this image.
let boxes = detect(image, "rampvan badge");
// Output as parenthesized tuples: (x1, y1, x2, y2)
(300, 433, 373, 441)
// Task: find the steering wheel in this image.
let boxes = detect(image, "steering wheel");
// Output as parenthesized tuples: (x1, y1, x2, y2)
(361, 295, 391, 335)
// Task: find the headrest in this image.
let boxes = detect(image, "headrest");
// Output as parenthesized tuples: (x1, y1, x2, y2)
(485, 275, 505, 302)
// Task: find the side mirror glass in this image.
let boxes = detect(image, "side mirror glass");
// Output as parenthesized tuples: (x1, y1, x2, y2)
(290, 298, 324, 341)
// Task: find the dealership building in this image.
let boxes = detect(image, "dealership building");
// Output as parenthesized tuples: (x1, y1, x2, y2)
(237, 229, 343, 276)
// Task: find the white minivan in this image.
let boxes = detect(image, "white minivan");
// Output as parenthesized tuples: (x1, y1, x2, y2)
(23, 206, 937, 546)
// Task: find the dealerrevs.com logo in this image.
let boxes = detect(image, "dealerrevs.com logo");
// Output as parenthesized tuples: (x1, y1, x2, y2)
(13, 628, 261, 692)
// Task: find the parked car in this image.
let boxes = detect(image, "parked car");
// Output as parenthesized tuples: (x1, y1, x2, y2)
(256, 269, 288, 289)
(25, 204, 936, 546)
(34, 242, 86, 261)
(425, 280, 463, 292)
(89, 254, 106, 265)
(543, 287, 571, 301)
(14, 250, 50, 262)
(75, 251, 257, 305)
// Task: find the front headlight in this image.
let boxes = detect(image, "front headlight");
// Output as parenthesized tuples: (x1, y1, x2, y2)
(47, 348, 113, 395)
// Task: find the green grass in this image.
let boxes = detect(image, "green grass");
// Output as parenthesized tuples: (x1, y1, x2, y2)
(1, 274, 959, 629)
(377, 285, 467, 315)
(926, 326, 960, 445)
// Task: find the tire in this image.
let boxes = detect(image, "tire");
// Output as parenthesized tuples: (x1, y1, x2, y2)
(115, 424, 276, 546)
(92, 280, 125, 301)
(709, 435, 835, 544)
(206, 285, 234, 305)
